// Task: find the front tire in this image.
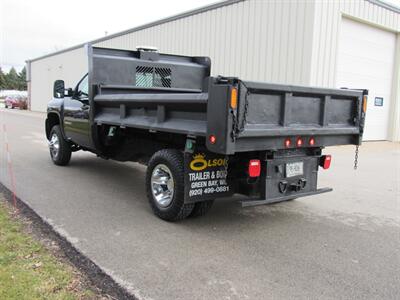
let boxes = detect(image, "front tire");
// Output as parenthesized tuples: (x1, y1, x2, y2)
(146, 149, 194, 221)
(48, 125, 71, 166)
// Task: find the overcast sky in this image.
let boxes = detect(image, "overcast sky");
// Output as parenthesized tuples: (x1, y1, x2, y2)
(1, 0, 399, 72)
(0, 0, 217, 72)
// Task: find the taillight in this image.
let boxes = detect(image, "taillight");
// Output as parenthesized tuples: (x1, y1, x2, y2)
(320, 155, 332, 169)
(362, 95, 368, 113)
(296, 138, 303, 147)
(209, 134, 217, 144)
(248, 159, 261, 177)
(309, 137, 315, 146)
(284, 138, 291, 148)
(230, 87, 238, 109)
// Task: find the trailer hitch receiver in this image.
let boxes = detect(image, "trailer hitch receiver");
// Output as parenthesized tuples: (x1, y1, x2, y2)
(290, 178, 307, 192)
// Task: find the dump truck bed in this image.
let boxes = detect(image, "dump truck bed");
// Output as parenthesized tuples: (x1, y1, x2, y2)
(89, 47, 365, 155)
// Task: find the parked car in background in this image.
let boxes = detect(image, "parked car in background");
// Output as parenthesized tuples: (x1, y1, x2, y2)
(5, 95, 27, 109)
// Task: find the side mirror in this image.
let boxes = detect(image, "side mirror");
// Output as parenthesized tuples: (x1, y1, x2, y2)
(53, 80, 65, 98)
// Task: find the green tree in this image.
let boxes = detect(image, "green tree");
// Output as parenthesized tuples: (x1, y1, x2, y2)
(0, 67, 5, 89)
(17, 66, 27, 90)
(5, 67, 19, 90)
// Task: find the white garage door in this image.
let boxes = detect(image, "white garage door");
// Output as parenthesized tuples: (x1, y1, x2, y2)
(336, 18, 396, 140)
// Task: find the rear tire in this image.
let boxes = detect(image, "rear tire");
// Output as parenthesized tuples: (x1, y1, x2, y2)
(189, 200, 214, 218)
(146, 149, 194, 221)
(49, 125, 71, 166)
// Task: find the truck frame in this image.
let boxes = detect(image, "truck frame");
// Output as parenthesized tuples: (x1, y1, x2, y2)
(46, 46, 367, 221)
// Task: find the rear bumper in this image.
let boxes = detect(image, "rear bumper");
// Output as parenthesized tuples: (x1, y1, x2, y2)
(240, 187, 332, 207)
(239, 154, 332, 207)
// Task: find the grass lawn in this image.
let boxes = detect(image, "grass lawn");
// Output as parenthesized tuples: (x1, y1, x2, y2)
(0, 200, 97, 299)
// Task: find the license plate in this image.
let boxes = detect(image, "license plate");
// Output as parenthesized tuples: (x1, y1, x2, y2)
(286, 162, 303, 177)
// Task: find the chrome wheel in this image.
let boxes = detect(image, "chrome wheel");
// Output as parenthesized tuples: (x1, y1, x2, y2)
(48, 133, 60, 158)
(151, 164, 175, 208)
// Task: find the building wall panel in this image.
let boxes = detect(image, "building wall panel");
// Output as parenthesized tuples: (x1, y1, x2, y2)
(95, 0, 315, 85)
(30, 47, 87, 112)
(310, 0, 400, 87)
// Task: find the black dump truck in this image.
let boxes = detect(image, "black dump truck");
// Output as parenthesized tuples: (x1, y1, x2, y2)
(46, 46, 367, 221)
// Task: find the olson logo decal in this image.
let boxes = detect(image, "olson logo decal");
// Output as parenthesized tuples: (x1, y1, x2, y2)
(189, 153, 228, 171)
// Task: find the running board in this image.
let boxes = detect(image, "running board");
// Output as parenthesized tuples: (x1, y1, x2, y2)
(240, 187, 333, 207)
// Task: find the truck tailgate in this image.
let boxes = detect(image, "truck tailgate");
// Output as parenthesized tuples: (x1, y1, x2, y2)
(206, 79, 366, 154)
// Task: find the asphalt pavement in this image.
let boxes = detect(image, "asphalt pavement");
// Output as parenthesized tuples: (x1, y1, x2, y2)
(0, 108, 399, 300)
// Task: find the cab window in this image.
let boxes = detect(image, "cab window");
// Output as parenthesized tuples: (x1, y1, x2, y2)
(75, 75, 89, 99)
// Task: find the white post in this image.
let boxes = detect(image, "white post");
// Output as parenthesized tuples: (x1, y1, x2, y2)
(389, 33, 400, 142)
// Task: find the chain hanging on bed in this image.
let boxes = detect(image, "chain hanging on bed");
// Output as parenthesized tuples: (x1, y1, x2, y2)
(354, 145, 359, 170)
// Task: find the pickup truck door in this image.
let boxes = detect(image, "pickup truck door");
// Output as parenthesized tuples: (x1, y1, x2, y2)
(63, 74, 92, 148)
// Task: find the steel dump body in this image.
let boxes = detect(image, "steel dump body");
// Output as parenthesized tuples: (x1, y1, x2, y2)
(89, 47, 365, 155)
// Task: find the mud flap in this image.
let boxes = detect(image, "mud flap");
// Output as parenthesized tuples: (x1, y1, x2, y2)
(184, 150, 233, 203)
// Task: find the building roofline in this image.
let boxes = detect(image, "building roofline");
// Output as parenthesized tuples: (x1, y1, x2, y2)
(367, 0, 400, 13)
(27, 0, 244, 63)
(27, 0, 399, 64)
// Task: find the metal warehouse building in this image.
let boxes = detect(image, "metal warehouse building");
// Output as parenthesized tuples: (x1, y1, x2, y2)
(26, 0, 400, 141)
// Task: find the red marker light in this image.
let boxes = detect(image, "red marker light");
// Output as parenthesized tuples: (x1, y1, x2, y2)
(285, 138, 291, 148)
(309, 137, 315, 146)
(296, 138, 303, 147)
(320, 155, 332, 169)
(248, 159, 261, 177)
(209, 134, 217, 144)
